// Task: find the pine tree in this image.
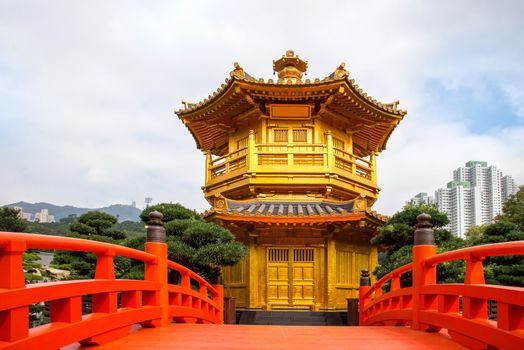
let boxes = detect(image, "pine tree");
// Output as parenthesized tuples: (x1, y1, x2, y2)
(140, 203, 247, 282)
(372, 204, 465, 286)
(472, 186, 524, 287)
(52, 211, 127, 279)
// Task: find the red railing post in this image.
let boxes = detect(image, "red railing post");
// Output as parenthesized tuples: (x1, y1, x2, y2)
(80, 249, 124, 345)
(0, 238, 28, 342)
(92, 249, 117, 313)
(359, 269, 371, 325)
(391, 273, 401, 291)
(462, 253, 487, 320)
(213, 284, 224, 323)
(411, 213, 437, 331)
(143, 211, 169, 327)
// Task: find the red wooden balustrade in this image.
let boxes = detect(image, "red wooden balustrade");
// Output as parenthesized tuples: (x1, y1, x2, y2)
(359, 213, 524, 349)
(0, 211, 223, 350)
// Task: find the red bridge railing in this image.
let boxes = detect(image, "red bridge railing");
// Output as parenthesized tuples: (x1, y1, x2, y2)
(0, 211, 223, 350)
(359, 213, 524, 349)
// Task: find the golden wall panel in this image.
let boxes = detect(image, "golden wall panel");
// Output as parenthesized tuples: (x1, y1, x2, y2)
(223, 257, 247, 285)
(229, 286, 248, 307)
(336, 250, 352, 285)
(354, 253, 370, 284)
(269, 104, 311, 120)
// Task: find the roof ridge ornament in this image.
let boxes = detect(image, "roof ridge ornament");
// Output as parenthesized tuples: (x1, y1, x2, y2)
(230, 62, 246, 80)
(334, 62, 349, 80)
(326, 62, 349, 81)
(181, 100, 196, 110)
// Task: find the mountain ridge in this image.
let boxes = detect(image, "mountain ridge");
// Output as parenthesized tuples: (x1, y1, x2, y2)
(3, 201, 142, 222)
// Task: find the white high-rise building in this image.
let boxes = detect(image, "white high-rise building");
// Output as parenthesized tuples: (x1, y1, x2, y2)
(407, 192, 435, 206)
(502, 175, 518, 202)
(435, 161, 518, 238)
(14, 206, 34, 221)
(35, 209, 55, 223)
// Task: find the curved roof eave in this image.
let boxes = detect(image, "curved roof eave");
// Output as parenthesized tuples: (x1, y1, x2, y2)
(175, 75, 407, 119)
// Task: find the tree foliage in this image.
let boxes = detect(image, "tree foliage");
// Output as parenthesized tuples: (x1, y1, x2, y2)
(140, 203, 248, 282)
(52, 211, 127, 279)
(470, 186, 524, 287)
(0, 207, 28, 232)
(0, 207, 50, 325)
(497, 185, 524, 230)
(141, 203, 199, 223)
(372, 204, 465, 285)
(371, 204, 449, 252)
(27, 221, 70, 236)
(114, 220, 146, 237)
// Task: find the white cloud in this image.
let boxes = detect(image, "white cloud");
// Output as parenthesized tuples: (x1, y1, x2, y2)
(0, 0, 523, 214)
(501, 83, 524, 118)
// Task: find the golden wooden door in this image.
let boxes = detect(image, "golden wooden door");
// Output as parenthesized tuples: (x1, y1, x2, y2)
(267, 247, 315, 308)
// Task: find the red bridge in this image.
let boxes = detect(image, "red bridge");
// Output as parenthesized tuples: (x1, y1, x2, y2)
(1, 213, 523, 349)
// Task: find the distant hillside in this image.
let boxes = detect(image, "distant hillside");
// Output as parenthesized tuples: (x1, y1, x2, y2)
(4, 201, 142, 222)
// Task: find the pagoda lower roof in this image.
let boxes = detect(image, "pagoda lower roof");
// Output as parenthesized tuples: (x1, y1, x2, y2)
(204, 199, 388, 225)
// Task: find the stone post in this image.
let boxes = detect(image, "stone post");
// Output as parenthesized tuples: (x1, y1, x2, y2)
(411, 213, 437, 331)
(143, 211, 169, 327)
(358, 269, 371, 325)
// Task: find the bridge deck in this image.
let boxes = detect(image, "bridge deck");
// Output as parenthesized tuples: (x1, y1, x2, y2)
(77, 324, 467, 350)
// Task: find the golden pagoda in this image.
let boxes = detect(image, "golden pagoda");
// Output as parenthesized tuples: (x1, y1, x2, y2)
(175, 50, 406, 310)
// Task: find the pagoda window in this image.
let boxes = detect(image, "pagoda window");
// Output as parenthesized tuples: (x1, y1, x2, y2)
(292, 128, 308, 143)
(333, 137, 344, 151)
(273, 129, 289, 143)
(236, 136, 248, 156)
(237, 136, 248, 150)
(237, 136, 247, 150)
(273, 128, 311, 143)
(333, 137, 345, 158)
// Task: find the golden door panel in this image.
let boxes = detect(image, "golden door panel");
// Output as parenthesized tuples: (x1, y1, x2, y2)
(267, 285, 289, 301)
(267, 249, 290, 305)
(292, 248, 314, 304)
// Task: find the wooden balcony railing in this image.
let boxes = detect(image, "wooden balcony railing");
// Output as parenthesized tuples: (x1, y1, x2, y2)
(205, 131, 375, 184)
(333, 147, 373, 180)
(208, 147, 248, 179)
(256, 143, 327, 166)
(359, 213, 524, 349)
(0, 211, 223, 350)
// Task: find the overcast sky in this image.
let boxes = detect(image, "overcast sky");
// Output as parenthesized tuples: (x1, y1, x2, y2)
(1, 1, 523, 215)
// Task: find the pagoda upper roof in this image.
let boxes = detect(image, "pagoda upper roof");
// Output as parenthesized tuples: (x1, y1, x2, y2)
(176, 51, 407, 155)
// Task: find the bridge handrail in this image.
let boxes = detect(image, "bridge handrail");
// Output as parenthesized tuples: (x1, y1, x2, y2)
(0, 231, 157, 262)
(361, 262, 412, 300)
(0, 212, 224, 350)
(423, 241, 524, 266)
(362, 241, 524, 301)
(167, 260, 219, 297)
(359, 214, 524, 349)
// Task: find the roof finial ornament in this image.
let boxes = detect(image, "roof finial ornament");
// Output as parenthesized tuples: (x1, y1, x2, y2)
(273, 50, 308, 85)
(230, 62, 246, 80)
(334, 62, 349, 80)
